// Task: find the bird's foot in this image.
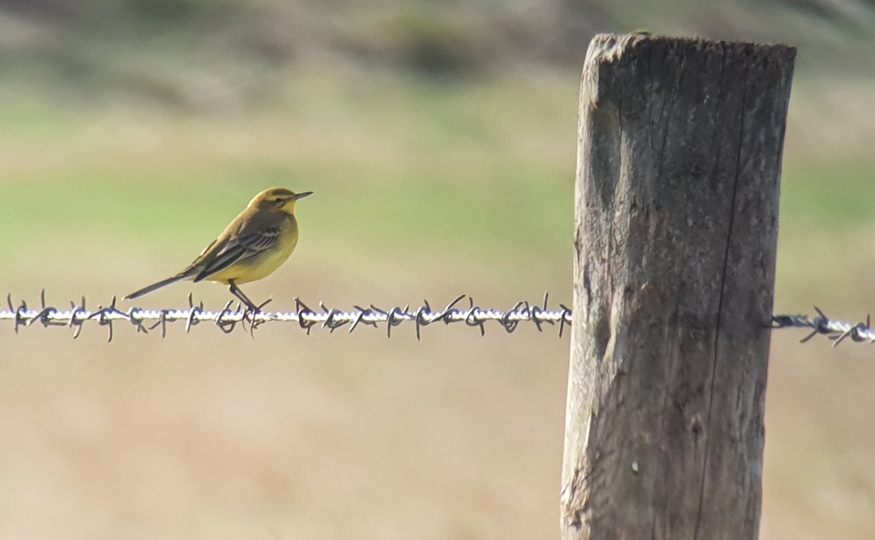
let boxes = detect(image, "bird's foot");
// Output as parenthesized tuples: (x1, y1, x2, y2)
(242, 298, 273, 337)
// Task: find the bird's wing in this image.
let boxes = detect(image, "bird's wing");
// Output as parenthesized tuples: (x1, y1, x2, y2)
(177, 237, 222, 277)
(192, 214, 284, 282)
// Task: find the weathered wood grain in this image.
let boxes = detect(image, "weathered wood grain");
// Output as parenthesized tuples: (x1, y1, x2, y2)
(562, 34, 795, 540)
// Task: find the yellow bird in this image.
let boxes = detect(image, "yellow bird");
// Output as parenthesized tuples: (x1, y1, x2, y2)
(125, 187, 312, 310)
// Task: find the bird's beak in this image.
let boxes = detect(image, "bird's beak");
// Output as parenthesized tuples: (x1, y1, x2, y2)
(294, 191, 313, 200)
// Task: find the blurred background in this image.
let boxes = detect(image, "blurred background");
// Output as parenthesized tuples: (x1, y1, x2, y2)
(0, 0, 873, 538)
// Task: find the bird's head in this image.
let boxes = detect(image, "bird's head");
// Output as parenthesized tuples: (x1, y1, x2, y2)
(250, 187, 313, 215)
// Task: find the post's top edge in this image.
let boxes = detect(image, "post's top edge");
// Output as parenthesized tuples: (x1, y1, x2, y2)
(586, 33, 797, 65)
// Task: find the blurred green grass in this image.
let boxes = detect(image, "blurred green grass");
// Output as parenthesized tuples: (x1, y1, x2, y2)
(781, 163, 875, 229)
(0, 67, 576, 279)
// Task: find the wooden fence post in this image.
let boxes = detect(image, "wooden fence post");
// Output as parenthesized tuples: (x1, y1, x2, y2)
(561, 34, 795, 540)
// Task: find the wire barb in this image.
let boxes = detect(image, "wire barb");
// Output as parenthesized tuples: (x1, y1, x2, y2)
(0, 293, 573, 340)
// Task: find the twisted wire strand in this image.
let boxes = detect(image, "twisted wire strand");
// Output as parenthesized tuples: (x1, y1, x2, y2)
(1, 292, 868, 346)
(1, 291, 572, 342)
(771, 307, 875, 346)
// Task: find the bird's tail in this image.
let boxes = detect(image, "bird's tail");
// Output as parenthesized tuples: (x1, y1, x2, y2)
(124, 274, 188, 301)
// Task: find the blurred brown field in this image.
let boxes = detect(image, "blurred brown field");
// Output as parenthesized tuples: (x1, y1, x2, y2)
(1, 1, 875, 539)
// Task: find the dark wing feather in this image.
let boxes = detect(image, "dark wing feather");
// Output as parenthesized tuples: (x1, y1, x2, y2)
(193, 226, 282, 282)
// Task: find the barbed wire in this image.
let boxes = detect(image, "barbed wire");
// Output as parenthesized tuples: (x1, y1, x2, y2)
(0, 291, 572, 342)
(0, 292, 868, 346)
(771, 307, 875, 346)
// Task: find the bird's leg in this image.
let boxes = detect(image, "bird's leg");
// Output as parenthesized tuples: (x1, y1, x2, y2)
(229, 281, 273, 335)
(228, 280, 259, 312)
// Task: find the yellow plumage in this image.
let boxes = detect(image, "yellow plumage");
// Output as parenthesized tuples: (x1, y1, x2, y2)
(124, 187, 312, 310)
